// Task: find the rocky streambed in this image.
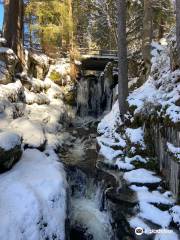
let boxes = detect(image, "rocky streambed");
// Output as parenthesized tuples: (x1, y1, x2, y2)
(57, 115, 180, 240)
(58, 119, 138, 240)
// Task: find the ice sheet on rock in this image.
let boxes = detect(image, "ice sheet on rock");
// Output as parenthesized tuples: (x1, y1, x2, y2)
(139, 202, 172, 228)
(124, 168, 161, 184)
(9, 118, 45, 148)
(130, 185, 174, 205)
(0, 131, 21, 151)
(0, 149, 67, 240)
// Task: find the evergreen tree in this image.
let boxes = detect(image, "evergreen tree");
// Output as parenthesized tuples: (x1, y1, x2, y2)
(176, 0, 180, 66)
(117, 0, 128, 119)
(3, 0, 24, 62)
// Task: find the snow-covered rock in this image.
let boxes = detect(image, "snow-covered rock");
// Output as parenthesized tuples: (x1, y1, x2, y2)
(9, 118, 46, 149)
(125, 127, 145, 148)
(138, 202, 172, 228)
(0, 148, 67, 240)
(128, 42, 180, 124)
(0, 47, 18, 84)
(27, 51, 50, 80)
(170, 205, 180, 229)
(0, 131, 22, 172)
(123, 168, 161, 185)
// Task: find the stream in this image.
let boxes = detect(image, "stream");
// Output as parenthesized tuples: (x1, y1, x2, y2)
(59, 119, 137, 240)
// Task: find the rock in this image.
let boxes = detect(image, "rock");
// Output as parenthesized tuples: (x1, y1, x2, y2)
(10, 118, 46, 150)
(27, 51, 50, 80)
(106, 186, 138, 208)
(0, 47, 18, 84)
(0, 38, 7, 47)
(0, 131, 22, 172)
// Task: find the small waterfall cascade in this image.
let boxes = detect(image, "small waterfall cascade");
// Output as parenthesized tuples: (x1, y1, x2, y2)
(67, 165, 114, 240)
(76, 63, 118, 117)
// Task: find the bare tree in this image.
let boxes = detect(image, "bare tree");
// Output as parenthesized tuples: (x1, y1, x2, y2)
(3, 0, 24, 62)
(117, 0, 128, 119)
(176, 0, 180, 66)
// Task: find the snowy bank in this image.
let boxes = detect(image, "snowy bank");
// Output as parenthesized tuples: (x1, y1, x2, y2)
(0, 148, 67, 240)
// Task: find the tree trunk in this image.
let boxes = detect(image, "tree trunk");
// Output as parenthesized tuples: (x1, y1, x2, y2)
(142, 0, 152, 79)
(68, 0, 74, 50)
(3, 0, 24, 62)
(176, 0, 180, 66)
(117, 0, 128, 120)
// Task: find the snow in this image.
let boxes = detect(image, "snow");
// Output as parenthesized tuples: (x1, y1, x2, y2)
(154, 232, 179, 240)
(128, 78, 158, 113)
(139, 202, 172, 228)
(0, 47, 14, 54)
(0, 149, 67, 240)
(9, 118, 45, 148)
(130, 185, 174, 205)
(97, 100, 122, 136)
(0, 80, 23, 103)
(30, 51, 49, 67)
(128, 41, 180, 123)
(124, 168, 161, 184)
(167, 142, 180, 160)
(116, 159, 135, 170)
(129, 216, 151, 234)
(170, 205, 180, 228)
(0, 131, 21, 151)
(125, 127, 145, 147)
(125, 155, 147, 164)
(97, 100, 126, 164)
(99, 144, 123, 162)
(0, 38, 7, 44)
(24, 90, 50, 105)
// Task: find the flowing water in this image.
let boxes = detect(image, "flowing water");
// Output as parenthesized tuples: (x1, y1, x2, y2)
(59, 120, 137, 240)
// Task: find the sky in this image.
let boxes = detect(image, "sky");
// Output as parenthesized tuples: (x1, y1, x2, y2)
(0, 4, 3, 29)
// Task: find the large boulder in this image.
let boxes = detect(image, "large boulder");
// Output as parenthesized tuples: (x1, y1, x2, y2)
(0, 131, 22, 172)
(0, 47, 18, 84)
(27, 51, 51, 80)
(10, 118, 46, 150)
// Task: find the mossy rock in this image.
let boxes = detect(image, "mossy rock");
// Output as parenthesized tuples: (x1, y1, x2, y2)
(63, 91, 76, 106)
(133, 158, 158, 171)
(50, 70, 63, 85)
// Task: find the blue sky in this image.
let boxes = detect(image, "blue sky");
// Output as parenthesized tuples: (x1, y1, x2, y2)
(0, 4, 3, 29)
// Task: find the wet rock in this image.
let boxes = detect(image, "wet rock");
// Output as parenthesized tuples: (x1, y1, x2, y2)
(0, 131, 22, 172)
(70, 226, 93, 240)
(106, 186, 138, 209)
